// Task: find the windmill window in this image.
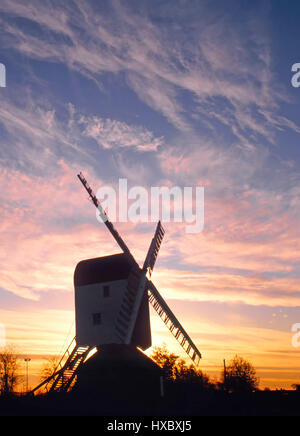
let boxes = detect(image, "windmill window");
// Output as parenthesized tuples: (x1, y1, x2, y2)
(103, 285, 110, 298)
(92, 313, 102, 325)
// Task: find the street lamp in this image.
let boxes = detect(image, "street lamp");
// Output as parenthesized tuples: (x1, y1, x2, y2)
(24, 358, 31, 393)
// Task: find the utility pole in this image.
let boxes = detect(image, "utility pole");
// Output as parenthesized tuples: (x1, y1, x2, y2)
(223, 359, 227, 392)
(24, 358, 31, 393)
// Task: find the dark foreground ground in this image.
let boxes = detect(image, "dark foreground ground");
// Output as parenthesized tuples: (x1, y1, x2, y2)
(1, 387, 300, 416)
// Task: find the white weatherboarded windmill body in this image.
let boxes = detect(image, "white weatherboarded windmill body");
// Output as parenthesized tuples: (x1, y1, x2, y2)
(32, 173, 201, 395)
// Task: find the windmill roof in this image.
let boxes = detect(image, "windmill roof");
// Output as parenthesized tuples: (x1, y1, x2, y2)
(74, 253, 132, 286)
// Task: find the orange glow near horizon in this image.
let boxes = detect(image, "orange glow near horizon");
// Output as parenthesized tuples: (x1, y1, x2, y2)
(3, 311, 300, 392)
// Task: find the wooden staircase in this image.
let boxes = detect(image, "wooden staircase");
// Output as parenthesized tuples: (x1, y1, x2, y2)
(31, 338, 93, 395)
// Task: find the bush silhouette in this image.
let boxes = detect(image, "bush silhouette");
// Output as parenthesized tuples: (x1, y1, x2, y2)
(223, 355, 259, 393)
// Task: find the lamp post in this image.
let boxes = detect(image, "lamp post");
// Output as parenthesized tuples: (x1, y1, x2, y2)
(24, 358, 31, 393)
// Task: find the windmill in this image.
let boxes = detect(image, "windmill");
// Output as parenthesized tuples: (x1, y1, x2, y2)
(32, 173, 201, 395)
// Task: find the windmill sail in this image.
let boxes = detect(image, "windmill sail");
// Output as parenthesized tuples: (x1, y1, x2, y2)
(147, 281, 202, 366)
(77, 173, 137, 267)
(114, 266, 148, 345)
(143, 221, 165, 277)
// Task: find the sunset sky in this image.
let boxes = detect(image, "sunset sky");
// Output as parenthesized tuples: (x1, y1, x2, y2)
(1, 0, 300, 390)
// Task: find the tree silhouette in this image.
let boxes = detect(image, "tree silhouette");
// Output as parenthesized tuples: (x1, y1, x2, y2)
(174, 359, 211, 389)
(291, 384, 300, 393)
(40, 356, 60, 381)
(150, 344, 179, 380)
(150, 344, 212, 389)
(222, 355, 259, 393)
(0, 346, 20, 396)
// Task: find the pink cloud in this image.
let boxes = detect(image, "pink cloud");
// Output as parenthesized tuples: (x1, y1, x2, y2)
(0, 162, 115, 299)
